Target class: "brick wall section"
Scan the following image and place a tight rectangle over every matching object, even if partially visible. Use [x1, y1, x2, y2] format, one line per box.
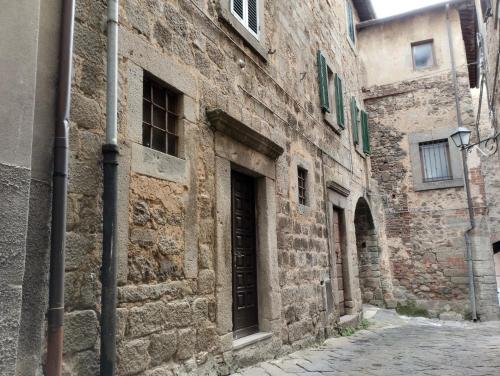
[365, 70, 481, 316]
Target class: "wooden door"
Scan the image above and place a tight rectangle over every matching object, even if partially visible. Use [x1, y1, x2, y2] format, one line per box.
[332, 208, 346, 316]
[231, 171, 258, 339]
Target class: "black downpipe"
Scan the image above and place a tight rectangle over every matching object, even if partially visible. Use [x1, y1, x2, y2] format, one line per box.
[100, 144, 119, 375]
[46, 0, 76, 374]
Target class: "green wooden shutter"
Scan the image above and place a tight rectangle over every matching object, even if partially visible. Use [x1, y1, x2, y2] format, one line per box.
[335, 74, 345, 128]
[348, 3, 355, 44]
[317, 50, 330, 113]
[361, 111, 371, 154]
[351, 97, 359, 145]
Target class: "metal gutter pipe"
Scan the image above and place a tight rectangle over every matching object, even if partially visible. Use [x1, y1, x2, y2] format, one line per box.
[100, 0, 120, 374]
[446, 3, 478, 321]
[46, 0, 76, 374]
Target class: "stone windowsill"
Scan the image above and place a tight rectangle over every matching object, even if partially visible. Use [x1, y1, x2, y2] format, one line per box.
[233, 332, 272, 351]
[414, 178, 464, 192]
[347, 35, 358, 56]
[131, 143, 187, 184]
[324, 112, 344, 135]
[355, 147, 367, 159]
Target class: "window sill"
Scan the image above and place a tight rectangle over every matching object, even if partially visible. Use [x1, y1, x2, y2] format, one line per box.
[233, 332, 272, 350]
[347, 36, 358, 56]
[355, 146, 367, 159]
[414, 178, 464, 192]
[131, 143, 187, 184]
[324, 113, 344, 135]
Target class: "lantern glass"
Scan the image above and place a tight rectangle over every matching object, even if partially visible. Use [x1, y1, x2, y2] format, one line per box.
[450, 127, 471, 149]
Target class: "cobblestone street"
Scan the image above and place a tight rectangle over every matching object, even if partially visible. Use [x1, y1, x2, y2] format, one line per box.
[233, 307, 500, 376]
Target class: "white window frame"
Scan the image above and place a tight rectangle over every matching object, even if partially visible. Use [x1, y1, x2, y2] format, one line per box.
[412, 40, 435, 70]
[231, 0, 260, 40]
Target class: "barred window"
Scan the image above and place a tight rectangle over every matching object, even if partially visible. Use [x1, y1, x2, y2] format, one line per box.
[419, 139, 452, 182]
[142, 77, 179, 156]
[298, 167, 308, 206]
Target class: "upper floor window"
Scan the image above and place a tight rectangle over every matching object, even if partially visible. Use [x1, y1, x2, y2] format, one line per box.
[317, 50, 345, 131]
[143, 77, 179, 157]
[412, 40, 434, 70]
[419, 139, 452, 182]
[480, 0, 493, 21]
[347, 1, 356, 45]
[231, 0, 260, 39]
[297, 167, 308, 206]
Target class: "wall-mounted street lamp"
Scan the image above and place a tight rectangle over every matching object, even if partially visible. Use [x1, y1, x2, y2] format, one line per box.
[450, 126, 499, 155]
[450, 127, 472, 149]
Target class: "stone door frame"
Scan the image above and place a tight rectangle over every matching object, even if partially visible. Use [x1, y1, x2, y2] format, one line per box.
[326, 186, 357, 316]
[208, 109, 283, 351]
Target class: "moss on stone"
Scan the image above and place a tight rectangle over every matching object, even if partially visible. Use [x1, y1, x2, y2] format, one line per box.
[396, 300, 429, 318]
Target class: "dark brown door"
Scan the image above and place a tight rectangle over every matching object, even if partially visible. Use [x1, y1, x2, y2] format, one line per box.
[332, 208, 346, 316]
[231, 170, 258, 339]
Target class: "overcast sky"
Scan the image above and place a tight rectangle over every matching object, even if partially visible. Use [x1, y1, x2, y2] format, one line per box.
[371, 0, 447, 18]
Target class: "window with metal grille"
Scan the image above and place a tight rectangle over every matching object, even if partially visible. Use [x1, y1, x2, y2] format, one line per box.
[142, 77, 179, 157]
[231, 0, 259, 39]
[298, 167, 307, 206]
[412, 41, 434, 69]
[419, 139, 452, 182]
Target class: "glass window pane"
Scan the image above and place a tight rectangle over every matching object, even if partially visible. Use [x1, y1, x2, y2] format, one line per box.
[413, 42, 434, 69]
[168, 93, 178, 114]
[168, 113, 177, 134]
[142, 123, 151, 147]
[143, 80, 151, 100]
[167, 134, 178, 156]
[152, 128, 166, 152]
[153, 86, 166, 107]
[153, 106, 166, 130]
[143, 101, 151, 124]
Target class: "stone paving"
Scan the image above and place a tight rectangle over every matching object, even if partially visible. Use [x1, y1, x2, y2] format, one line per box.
[233, 306, 500, 376]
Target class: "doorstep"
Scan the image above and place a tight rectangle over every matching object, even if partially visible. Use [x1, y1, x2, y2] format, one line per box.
[233, 332, 273, 351]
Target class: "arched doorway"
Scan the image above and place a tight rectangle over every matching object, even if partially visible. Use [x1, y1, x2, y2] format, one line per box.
[354, 198, 383, 307]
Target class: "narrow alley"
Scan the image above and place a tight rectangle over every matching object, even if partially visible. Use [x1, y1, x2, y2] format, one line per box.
[234, 307, 500, 376]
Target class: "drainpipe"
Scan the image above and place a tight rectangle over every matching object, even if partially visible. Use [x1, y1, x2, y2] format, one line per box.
[46, 0, 76, 374]
[100, 0, 120, 374]
[446, 3, 478, 321]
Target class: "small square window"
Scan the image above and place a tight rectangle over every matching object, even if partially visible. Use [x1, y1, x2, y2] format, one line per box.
[142, 76, 179, 157]
[412, 41, 434, 70]
[419, 139, 452, 182]
[298, 167, 308, 206]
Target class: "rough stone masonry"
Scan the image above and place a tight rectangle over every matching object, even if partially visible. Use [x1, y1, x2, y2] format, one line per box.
[1, 1, 499, 376]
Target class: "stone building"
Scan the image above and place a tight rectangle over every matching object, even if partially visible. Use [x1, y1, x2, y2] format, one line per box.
[474, 0, 500, 300]
[0, 0, 499, 375]
[359, 0, 499, 320]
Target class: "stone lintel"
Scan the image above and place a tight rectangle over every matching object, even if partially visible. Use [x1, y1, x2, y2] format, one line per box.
[206, 109, 284, 160]
[327, 180, 351, 197]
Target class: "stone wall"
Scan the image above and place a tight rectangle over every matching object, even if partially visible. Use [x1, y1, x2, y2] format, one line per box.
[359, 5, 498, 319]
[475, 0, 500, 249]
[59, 0, 385, 375]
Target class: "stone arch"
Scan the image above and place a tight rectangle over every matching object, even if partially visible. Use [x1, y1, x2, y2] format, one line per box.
[354, 197, 384, 307]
